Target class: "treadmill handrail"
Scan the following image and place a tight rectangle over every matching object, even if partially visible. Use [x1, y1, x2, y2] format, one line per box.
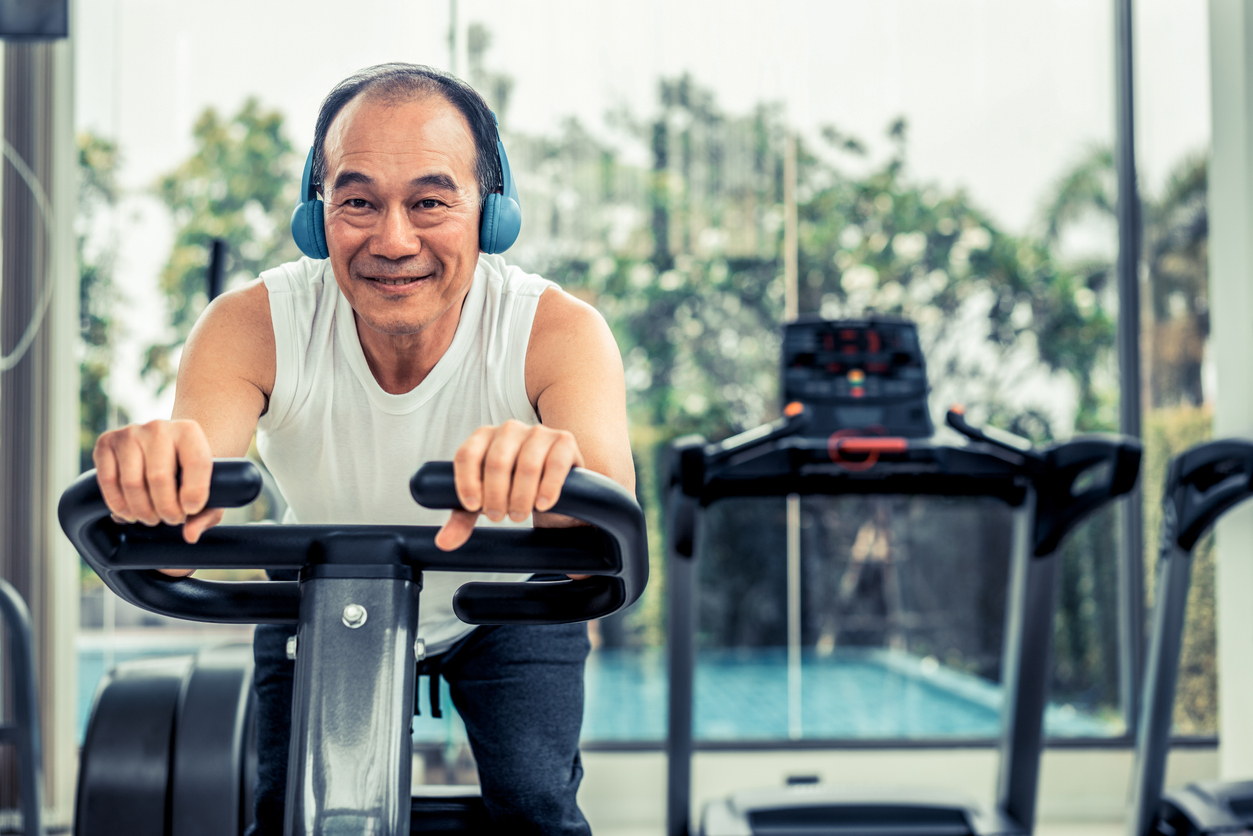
[58, 459, 648, 626]
[1163, 438, 1253, 552]
[1128, 438, 1253, 836]
[670, 421, 1141, 560]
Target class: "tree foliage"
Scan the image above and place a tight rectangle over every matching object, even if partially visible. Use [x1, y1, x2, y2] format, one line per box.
[533, 75, 1117, 445]
[145, 98, 299, 387]
[77, 131, 123, 470]
[1043, 145, 1209, 409]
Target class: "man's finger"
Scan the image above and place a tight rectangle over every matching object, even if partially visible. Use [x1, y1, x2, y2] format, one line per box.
[507, 430, 556, 521]
[176, 424, 214, 516]
[182, 507, 225, 545]
[115, 440, 160, 526]
[435, 509, 479, 551]
[144, 426, 184, 526]
[452, 427, 494, 513]
[93, 444, 133, 522]
[536, 433, 583, 512]
[480, 422, 529, 522]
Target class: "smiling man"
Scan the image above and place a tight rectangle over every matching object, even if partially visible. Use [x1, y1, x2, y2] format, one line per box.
[90, 64, 633, 835]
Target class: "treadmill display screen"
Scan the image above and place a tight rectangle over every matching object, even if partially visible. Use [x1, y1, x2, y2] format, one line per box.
[782, 318, 933, 438]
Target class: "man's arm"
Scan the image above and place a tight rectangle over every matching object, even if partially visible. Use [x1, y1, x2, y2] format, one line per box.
[93, 281, 275, 547]
[435, 288, 633, 549]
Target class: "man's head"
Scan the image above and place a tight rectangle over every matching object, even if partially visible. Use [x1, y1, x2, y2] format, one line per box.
[313, 64, 499, 343]
[312, 63, 500, 207]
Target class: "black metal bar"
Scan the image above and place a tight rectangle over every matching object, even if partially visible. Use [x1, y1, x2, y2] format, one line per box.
[1114, 0, 1146, 738]
[206, 238, 227, 301]
[666, 489, 697, 836]
[996, 492, 1061, 830]
[0, 580, 44, 836]
[1128, 544, 1193, 836]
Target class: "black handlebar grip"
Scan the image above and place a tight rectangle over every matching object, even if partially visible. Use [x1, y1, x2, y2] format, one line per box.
[202, 459, 265, 509]
[411, 461, 649, 624]
[57, 460, 287, 624]
[1164, 439, 1253, 552]
[1032, 436, 1142, 556]
[410, 461, 463, 510]
[453, 577, 627, 625]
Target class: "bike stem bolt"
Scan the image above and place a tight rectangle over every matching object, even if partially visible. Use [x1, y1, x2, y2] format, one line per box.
[414, 638, 426, 662]
[342, 604, 368, 629]
[285, 636, 298, 659]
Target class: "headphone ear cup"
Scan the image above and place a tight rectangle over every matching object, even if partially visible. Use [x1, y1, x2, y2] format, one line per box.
[479, 192, 521, 255]
[479, 192, 501, 253]
[291, 199, 329, 260]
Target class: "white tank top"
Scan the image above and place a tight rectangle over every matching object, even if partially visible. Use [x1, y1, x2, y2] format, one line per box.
[256, 254, 557, 654]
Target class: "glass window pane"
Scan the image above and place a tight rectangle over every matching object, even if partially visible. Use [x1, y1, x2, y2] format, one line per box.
[1136, 0, 1215, 737]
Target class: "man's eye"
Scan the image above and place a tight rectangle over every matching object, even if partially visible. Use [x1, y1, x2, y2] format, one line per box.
[345, 198, 371, 209]
[417, 198, 444, 210]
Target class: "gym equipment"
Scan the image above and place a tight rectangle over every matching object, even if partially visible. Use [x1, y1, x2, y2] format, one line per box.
[1127, 439, 1253, 836]
[61, 459, 646, 836]
[290, 112, 521, 259]
[665, 316, 1142, 836]
[0, 579, 44, 836]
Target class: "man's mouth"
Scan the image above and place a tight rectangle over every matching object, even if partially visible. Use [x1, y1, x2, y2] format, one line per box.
[366, 275, 426, 286]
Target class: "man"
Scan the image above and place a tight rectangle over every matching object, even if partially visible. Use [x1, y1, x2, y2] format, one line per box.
[91, 63, 632, 835]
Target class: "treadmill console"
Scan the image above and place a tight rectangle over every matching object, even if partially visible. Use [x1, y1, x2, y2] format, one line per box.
[782, 317, 933, 438]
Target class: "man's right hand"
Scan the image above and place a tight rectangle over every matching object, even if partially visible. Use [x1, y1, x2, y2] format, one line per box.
[92, 419, 224, 560]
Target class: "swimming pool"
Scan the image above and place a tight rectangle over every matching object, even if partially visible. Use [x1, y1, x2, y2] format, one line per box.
[76, 634, 1117, 745]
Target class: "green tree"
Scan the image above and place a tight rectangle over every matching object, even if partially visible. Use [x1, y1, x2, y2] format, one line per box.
[145, 98, 299, 387]
[77, 132, 124, 470]
[1042, 146, 1216, 730]
[1042, 146, 1209, 410]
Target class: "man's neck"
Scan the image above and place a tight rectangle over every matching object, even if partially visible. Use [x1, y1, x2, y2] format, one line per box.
[354, 293, 468, 395]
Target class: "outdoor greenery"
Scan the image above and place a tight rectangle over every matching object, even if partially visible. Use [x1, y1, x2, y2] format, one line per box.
[79, 37, 1219, 734]
[143, 98, 300, 389]
[77, 132, 122, 472]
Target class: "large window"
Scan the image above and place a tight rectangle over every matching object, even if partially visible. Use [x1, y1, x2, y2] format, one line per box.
[72, 0, 1214, 764]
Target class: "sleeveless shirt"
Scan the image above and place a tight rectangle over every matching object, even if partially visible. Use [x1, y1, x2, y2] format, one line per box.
[256, 254, 558, 654]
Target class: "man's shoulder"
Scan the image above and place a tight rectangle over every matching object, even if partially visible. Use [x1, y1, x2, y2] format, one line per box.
[259, 256, 332, 296]
[478, 253, 556, 300]
[528, 284, 616, 375]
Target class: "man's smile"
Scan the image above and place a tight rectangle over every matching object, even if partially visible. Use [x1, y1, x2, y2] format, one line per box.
[356, 269, 435, 287]
[367, 275, 426, 286]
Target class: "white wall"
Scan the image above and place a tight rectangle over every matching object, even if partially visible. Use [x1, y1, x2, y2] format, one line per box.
[1207, 0, 1253, 781]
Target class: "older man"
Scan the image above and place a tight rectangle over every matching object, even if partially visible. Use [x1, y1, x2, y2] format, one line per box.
[91, 63, 632, 835]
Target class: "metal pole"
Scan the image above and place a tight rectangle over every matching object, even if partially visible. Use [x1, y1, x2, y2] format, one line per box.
[782, 130, 802, 740]
[995, 492, 1059, 831]
[783, 131, 798, 322]
[666, 496, 697, 836]
[1, 36, 78, 824]
[1114, 0, 1146, 739]
[786, 494, 802, 740]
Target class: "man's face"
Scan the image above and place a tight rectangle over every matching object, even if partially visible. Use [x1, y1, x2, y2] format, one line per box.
[321, 93, 482, 339]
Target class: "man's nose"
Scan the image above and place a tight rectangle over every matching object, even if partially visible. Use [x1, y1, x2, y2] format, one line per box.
[371, 206, 421, 260]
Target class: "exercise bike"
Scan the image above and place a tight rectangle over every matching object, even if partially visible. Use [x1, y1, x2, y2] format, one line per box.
[665, 316, 1143, 836]
[60, 459, 648, 836]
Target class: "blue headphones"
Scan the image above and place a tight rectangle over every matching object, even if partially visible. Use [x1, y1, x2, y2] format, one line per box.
[289, 113, 521, 259]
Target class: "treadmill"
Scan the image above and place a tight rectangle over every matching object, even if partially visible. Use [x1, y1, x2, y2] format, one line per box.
[1127, 439, 1253, 836]
[664, 316, 1143, 836]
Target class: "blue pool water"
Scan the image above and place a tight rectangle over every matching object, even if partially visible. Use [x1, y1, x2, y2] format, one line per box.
[76, 639, 1116, 745]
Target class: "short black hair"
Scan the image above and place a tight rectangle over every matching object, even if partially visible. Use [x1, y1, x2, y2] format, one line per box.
[311, 63, 499, 205]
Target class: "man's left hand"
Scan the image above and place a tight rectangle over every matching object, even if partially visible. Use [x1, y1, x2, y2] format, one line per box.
[434, 420, 585, 551]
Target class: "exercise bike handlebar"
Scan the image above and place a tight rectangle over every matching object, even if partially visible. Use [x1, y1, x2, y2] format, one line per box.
[58, 459, 649, 626]
[1161, 439, 1253, 553]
